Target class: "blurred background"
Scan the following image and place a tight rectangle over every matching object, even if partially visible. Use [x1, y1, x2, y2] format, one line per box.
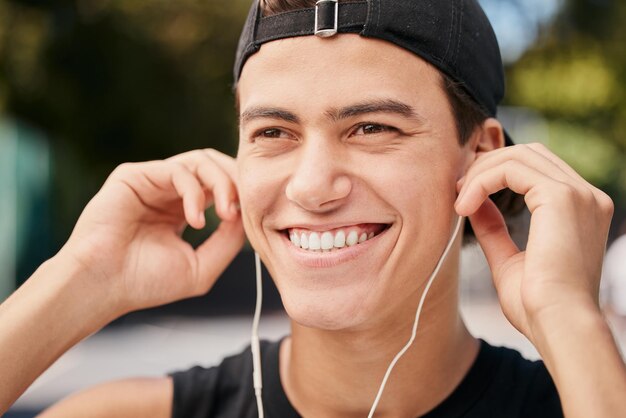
[1, 0, 625, 416]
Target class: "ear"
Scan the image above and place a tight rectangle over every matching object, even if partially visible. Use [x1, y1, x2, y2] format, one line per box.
[460, 118, 505, 175]
[473, 118, 505, 153]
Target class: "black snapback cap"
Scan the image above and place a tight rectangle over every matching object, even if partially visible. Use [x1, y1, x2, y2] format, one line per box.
[234, 0, 513, 146]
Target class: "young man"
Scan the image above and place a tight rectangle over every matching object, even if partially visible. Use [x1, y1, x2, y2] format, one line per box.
[1, 1, 625, 417]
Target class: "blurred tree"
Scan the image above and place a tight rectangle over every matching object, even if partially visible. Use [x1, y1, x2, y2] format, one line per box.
[0, 0, 250, 280]
[506, 0, 626, 235]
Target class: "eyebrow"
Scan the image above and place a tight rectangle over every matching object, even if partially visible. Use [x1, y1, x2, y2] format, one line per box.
[239, 99, 424, 127]
[239, 107, 300, 126]
[326, 99, 424, 123]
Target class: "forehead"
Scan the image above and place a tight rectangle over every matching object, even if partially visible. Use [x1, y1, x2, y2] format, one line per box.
[237, 34, 445, 112]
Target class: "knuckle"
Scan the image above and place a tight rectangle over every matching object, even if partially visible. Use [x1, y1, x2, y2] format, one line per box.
[168, 150, 207, 170]
[202, 149, 222, 164]
[111, 162, 134, 177]
[578, 187, 596, 205]
[197, 159, 221, 179]
[165, 162, 197, 189]
[169, 160, 188, 174]
[191, 149, 209, 160]
[502, 159, 520, 171]
[507, 144, 521, 155]
[553, 182, 576, 200]
[205, 148, 236, 166]
[471, 172, 493, 195]
[166, 151, 190, 162]
[196, 276, 216, 296]
[596, 191, 614, 216]
[527, 142, 547, 152]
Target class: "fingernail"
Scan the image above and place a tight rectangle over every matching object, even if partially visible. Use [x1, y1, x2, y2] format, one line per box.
[458, 186, 466, 201]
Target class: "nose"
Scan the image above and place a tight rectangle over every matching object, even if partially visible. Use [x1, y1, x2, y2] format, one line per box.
[285, 139, 352, 212]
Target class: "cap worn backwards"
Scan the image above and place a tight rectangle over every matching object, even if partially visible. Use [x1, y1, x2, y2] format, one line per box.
[234, 0, 512, 145]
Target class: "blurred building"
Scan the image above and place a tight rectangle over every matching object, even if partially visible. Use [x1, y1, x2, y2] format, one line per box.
[0, 118, 52, 300]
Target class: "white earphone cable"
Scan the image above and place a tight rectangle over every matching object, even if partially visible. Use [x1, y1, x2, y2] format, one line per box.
[367, 215, 464, 418]
[252, 252, 264, 418]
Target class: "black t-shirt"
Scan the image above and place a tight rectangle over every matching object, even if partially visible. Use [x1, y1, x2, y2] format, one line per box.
[168, 339, 563, 418]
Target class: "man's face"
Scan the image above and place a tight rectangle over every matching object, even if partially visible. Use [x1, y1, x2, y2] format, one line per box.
[236, 35, 468, 330]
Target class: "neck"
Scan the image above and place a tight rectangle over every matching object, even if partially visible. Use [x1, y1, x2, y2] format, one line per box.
[280, 246, 478, 417]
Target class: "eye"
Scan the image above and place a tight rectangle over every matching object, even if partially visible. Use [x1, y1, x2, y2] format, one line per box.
[250, 127, 296, 143]
[352, 123, 399, 136]
[248, 127, 298, 152]
[256, 128, 289, 139]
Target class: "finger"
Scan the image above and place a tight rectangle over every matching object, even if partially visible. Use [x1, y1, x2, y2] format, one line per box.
[461, 144, 575, 189]
[525, 143, 610, 204]
[112, 162, 206, 228]
[195, 160, 239, 221]
[168, 150, 240, 221]
[143, 162, 206, 229]
[202, 149, 241, 212]
[204, 149, 238, 181]
[193, 217, 246, 295]
[170, 165, 207, 229]
[525, 143, 587, 184]
[522, 144, 614, 221]
[467, 198, 520, 288]
[456, 160, 573, 216]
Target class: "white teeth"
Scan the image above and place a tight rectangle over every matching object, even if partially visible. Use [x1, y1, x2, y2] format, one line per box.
[320, 232, 334, 250]
[334, 230, 346, 248]
[300, 233, 309, 249]
[290, 233, 300, 247]
[346, 231, 359, 246]
[308, 232, 321, 250]
[289, 227, 383, 251]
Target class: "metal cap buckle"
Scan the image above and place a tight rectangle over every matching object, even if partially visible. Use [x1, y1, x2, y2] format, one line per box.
[315, 0, 339, 38]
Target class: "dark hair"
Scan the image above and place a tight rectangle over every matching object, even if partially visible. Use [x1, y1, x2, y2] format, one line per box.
[439, 74, 526, 242]
[261, 0, 317, 15]
[257, 0, 526, 242]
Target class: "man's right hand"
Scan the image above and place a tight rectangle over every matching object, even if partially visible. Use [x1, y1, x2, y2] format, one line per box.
[0, 149, 245, 414]
[59, 148, 245, 316]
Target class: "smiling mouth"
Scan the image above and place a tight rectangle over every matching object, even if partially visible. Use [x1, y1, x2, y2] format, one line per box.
[283, 223, 390, 252]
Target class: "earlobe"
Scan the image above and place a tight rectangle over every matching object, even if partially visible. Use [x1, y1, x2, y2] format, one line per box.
[476, 118, 505, 153]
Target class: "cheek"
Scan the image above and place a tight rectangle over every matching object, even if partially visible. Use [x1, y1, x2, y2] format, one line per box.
[237, 161, 283, 242]
[372, 148, 458, 215]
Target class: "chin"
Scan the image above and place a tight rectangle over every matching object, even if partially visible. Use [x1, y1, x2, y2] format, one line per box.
[284, 302, 366, 331]
[278, 284, 375, 331]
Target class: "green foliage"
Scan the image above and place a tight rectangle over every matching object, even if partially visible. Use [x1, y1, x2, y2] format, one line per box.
[510, 51, 618, 117]
[0, 0, 250, 244]
[506, 0, 626, 212]
[546, 120, 622, 186]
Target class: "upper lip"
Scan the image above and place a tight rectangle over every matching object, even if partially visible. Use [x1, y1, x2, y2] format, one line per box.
[277, 221, 393, 232]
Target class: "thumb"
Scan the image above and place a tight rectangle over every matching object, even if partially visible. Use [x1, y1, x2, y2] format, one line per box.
[468, 198, 520, 288]
[194, 217, 246, 294]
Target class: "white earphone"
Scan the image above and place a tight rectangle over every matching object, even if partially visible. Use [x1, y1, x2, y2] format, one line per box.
[251, 215, 464, 418]
[251, 252, 264, 418]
